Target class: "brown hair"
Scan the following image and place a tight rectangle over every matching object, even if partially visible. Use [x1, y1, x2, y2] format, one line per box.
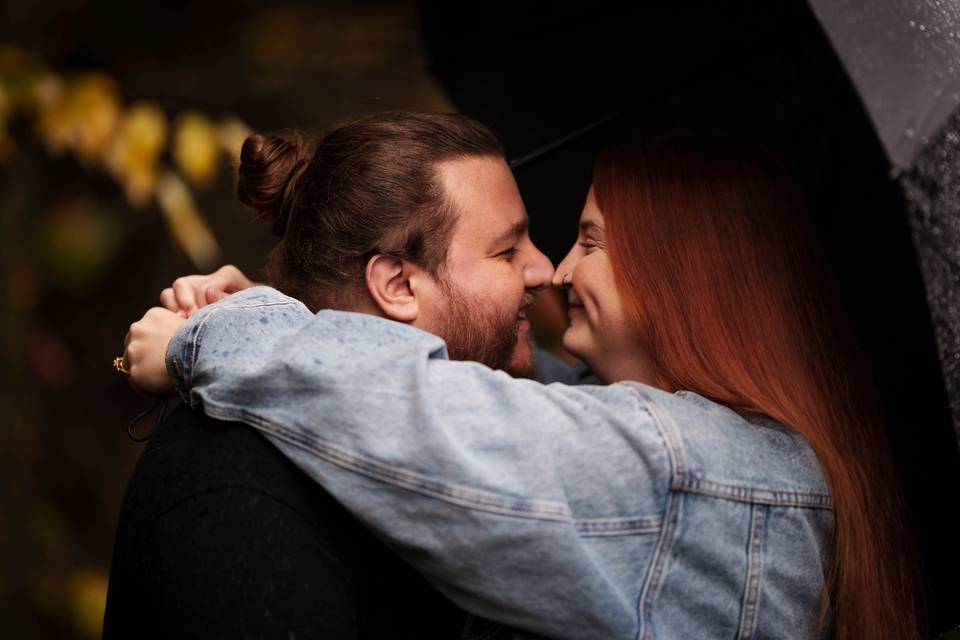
[593, 137, 926, 639]
[237, 111, 505, 311]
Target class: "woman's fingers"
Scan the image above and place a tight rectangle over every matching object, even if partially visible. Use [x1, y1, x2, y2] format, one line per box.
[161, 265, 254, 318]
[172, 278, 200, 316]
[159, 288, 178, 313]
[124, 307, 184, 394]
[205, 285, 230, 305]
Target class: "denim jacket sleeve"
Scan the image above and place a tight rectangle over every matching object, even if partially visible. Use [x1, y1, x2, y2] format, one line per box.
[166, 287, 673, 640]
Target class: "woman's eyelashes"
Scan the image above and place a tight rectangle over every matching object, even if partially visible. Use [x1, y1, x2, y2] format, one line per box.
[579, 241, 599, 251]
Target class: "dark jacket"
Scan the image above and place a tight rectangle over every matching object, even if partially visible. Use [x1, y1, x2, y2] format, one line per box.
[102, 402, 468, 639]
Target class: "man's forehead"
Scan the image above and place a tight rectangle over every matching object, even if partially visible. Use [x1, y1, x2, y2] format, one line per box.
[439, 156, 528, 235]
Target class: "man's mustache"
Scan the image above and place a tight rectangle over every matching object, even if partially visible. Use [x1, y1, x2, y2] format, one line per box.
[520, 292, 536, 311]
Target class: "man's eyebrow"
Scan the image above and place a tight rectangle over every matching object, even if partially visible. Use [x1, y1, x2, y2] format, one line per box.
[487, 218, 528, 251]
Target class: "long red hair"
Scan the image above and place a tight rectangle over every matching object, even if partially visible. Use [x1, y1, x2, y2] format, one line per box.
[593, 137, 925, 639]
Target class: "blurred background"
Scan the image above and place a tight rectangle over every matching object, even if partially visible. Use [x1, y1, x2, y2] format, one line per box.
[0, 2, 463, 637]
[4, 1, 960, 638]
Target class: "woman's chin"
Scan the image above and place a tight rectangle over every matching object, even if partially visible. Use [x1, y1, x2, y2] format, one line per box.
[561, 328, 590, 364]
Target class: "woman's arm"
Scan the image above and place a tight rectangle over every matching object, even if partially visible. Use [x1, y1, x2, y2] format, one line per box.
[163, 287, 673, 640]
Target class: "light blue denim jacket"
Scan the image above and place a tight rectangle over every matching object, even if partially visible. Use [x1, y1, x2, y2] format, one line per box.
[167, 287, 834, 640]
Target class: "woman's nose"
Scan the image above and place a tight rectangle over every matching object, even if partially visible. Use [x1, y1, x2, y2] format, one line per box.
[553, 248, 577, 288]
[524, 245, 555, 290]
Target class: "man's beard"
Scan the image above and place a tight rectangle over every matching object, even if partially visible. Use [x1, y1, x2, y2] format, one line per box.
[436, 281, 535, 378]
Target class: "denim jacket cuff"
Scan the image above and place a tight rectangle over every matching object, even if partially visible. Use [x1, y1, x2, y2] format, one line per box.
[166, 313, 202, 405]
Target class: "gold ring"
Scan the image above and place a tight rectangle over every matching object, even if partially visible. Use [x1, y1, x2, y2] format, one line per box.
[114, 355, 130, 375]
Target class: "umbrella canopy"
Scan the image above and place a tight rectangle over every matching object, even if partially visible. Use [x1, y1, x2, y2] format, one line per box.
[810, 0, 960, 171]
[419, 0, 960, 632]
[812, 0, 960, 484]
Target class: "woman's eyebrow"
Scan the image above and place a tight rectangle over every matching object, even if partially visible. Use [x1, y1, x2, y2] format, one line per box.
[580, 220, 603, 234]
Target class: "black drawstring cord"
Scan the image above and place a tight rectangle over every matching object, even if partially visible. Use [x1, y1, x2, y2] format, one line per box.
[127, 395, 170, 443]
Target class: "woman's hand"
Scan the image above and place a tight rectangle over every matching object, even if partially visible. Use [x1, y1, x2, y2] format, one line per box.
[159, 264, 255, 318]
[123, 307, 185, 395]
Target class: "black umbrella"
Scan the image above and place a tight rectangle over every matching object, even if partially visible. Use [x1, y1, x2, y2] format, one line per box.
[813, 0, 960, 461]
[419, 0, 960, 633]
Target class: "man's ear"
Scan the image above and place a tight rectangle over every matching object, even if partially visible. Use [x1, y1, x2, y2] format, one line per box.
[364, 254, 420, 323]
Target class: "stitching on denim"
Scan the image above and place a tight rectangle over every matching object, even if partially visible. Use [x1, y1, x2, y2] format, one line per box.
[737, 504, 766, 639]
[203, 405, 580, 523]
[630, 386, 687, 478]
[272, 420, 572, 519]
[637, 491, 683, 640]
[220, 300, 303, 310]
[187, 299, 302, 382]
[169, 355, 191, 405]
[631, 390, 684, 640]
[576, 516, 662, 537]
[672, 474, 833, 509]
[188, 305, 224, 385]
[170, 355, 184, 382]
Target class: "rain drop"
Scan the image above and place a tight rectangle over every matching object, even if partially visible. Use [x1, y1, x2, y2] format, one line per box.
[906, 128, 916, 139]
[910, 20, 917, 27]
[920, 24, 927, 32]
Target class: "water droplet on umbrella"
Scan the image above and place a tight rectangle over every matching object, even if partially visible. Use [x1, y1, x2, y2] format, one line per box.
[906, 128, 916, 139]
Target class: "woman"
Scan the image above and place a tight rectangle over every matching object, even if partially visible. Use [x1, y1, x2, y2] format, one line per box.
[126, 135, 925, 639]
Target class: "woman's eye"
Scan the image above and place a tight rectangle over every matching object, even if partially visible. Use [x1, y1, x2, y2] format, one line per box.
[579, 242, 597, 251]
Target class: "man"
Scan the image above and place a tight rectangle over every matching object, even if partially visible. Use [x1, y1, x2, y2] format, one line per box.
[106, 111, 564, 638]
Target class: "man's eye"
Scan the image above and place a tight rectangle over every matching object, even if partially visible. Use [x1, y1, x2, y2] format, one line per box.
[498, 247, 518, 259]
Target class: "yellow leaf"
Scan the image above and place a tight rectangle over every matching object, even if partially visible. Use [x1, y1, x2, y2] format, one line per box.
[172, 111, 220, 188]
[36, 73, 119, 163]
[105, 101, 168, 207]
[155, 169, 221, 269]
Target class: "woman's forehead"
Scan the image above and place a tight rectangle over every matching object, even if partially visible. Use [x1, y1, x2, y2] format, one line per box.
[580, 188, 605, 227]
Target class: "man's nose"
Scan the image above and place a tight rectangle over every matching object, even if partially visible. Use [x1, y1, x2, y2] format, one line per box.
[524, 245, 555, 290]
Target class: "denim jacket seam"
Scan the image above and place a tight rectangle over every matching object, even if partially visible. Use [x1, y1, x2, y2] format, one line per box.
[736, 503, 767, 639]
[218, 299, 303, 311]
[201, 402, 589, 524]
[628, 389, 685, 640]
[671, 474, 833, 509]
[187, 305, 219, 387]
[238, 404, 667, 536]
[186, 300, 300, 383]
[168, 355, 190, 405]
[575, 516, 662, 537]
[171, 312, 203, 401]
